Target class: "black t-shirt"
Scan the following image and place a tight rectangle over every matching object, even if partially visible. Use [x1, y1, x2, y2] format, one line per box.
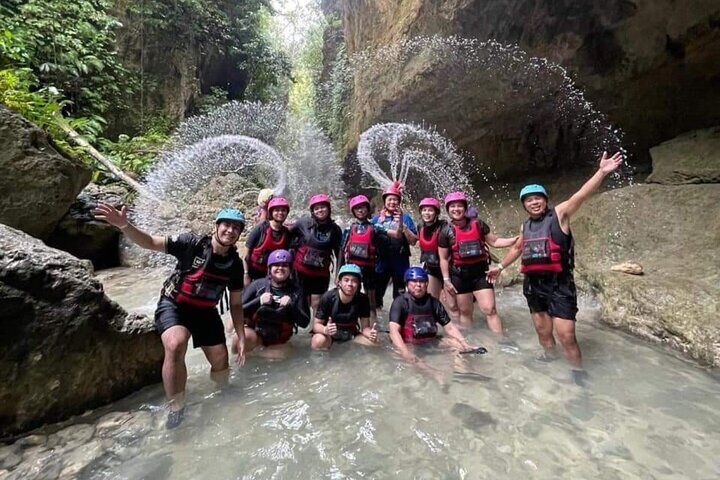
[420, 219, 447, 241]
[166, 232, 244, 291]
[245, 221, 288, 249]
[315, 289, 371, 325]
[290, 215, 343, 254]
[437, 219, 491, 248]
[241, 277, 310, 327]
[388, 294, 450, 327]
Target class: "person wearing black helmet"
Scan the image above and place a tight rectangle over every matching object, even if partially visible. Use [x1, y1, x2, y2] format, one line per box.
[388, 267, 477, 364]
[239, 249, 310, 359]
[311, 263, 379, 349]
[94, 203, 247, 429]
[487, 151, 623, 376]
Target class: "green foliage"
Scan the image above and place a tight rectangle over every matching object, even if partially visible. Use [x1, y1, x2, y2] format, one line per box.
[98, 119, 172, 177]
[316, 41, 352, 147]
[288, 16, 327, 118]
[195, 86, 230, 115]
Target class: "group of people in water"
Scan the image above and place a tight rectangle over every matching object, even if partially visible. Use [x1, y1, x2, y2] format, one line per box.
[93, 150, 623, 429]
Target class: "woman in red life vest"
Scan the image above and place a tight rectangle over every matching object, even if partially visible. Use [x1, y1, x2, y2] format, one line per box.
[488, 151, 623, 378]
[417, 197, 459, 320]
[290, 194, 343, 313]
[244, 196, 290, 285]
[340, 194, 380, 322]
[438, 192, 518, 331]
[93, 204, 247, 429]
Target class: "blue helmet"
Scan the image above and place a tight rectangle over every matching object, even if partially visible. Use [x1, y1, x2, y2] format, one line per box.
[519, 184, 548, 202]
[338, 263, 362, 279]
[404, 266, 429, 283]
[215, 208, 246, 226]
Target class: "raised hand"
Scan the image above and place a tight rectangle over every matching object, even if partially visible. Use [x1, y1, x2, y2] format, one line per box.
[368, 322, 379, 342]
[599, 151, 624, 174]
[277, 295, 292, 307]
[93, 202, 128, 228]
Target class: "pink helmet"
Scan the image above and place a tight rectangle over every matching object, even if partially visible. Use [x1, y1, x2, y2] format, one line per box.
[309, 194, 331, 210]
[418, 197, 441, 211]
[348, 195, 370, 210]
[444, 191, 468, 210]
[267, 196, 290, 212]
[382, 181, 403, 200]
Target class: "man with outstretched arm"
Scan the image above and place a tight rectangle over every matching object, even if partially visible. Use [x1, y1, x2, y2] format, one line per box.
[94, 203, 247, 429]
[487, 151, 623, 382]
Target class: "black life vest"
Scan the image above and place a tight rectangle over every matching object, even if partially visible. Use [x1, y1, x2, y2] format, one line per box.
[248, 223, 288, 272]
[520, 207, 574, 274]
[327, 290, 361, 341]
[419, 222, 441, 268]
[344, 222, 376, 267]
[248, 279, 297, 345]
[400, 293, 439, 344]
[293, 221, 337, 277]
[451, 220, 488, 266]
[164, 237, 237, 309]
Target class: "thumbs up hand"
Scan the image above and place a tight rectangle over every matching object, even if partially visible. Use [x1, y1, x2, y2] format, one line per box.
[325, 318, 337, 336]
[368, 322, 379, 343]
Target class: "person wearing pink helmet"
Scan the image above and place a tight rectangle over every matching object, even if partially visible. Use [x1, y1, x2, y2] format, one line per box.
[370, 181, 418, 308]
[290, 194, 343, 313]
[244, 196, 291, 285]
[237, 249, 310, 359]
[438, 192, 518, 331]
[417, 197, 459, 320]
[487, 152, 623, 378]
[340, 194, 381, 321]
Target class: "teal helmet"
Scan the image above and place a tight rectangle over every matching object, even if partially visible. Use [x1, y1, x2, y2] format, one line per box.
[519, 184, 548, 202]
[338, 263, 362, 279]
[215, 208, 246, 226]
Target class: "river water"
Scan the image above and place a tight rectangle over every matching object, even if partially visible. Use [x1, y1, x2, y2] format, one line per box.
[66, 268, 720, 478]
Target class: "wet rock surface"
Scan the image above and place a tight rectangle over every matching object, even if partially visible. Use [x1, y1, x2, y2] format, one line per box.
[0, 105, 91, 239]
[647, 127, 720, 185]
[0, 224, 163, 438]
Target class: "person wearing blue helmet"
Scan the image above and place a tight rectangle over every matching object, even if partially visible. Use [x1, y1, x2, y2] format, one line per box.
[311, 263, 379, 349]
[94, 203, 247, 429]
[388, 267, 478, 364]
[487, 151, 624, 380]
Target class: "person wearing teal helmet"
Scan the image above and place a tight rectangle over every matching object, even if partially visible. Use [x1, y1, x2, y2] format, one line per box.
[311, 263, 379, 349]
[93, 203, 247, 429]
[488, 151, 624, 382]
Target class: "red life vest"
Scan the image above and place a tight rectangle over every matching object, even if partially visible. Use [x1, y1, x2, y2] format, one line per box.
[451, 220, 488, 266]
[520, 209, 567, 274]
[167, 239, 235, 309]
[293, 222, 337, 277]
[400, 293, 439, 344]
[248, 223, 288, 272]
[418, 224, 441, 268]
[344, 222, 375, 267]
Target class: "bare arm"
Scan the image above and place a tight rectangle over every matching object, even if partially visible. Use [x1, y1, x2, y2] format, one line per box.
[486, 230, 524, 283]
[93, 202, 165, 252]
[442, 321, 470, 350]
[556, 151, 623, 220]
[439, 246, 457, 294]
[389, 322, 417, 362]
[229, 290, 246, 366]
[485, 231, 519, 248]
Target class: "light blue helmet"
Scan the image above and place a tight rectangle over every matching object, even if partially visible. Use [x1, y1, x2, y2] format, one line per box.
[338, 263, 362, 279]
[519, 184, 548, 202]
[215, 208, 246, 226]
[404, 266, 429, 283]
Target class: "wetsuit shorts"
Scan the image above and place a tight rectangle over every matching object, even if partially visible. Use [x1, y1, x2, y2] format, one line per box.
[358, 265, 376, 291]
[154, 296, 225, 348]
[523, 272, 578, 321]
[297, 273, 331, 295]
[255, 322, 294, 347]
[450, 263, 493, 294]
[426, 265, 443, 281]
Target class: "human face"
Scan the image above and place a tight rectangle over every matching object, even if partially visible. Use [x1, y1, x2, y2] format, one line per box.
[338, 274, 360, 296]
[420, 206, 437, 223]
[384, 194, 400, 212]
[270, 263, 290, 282]
[446, 201, 466, 221]
[216, 220, 243, 245]
[522, 194, 548, 218]
[270, 206, 288, 223]
[352, 204, 369, 220]
[312, 203, 330, 221]
[407, 279, 428, 298]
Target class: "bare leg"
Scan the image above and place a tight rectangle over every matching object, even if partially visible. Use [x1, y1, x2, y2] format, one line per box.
[455, 293, 475, 327]
[202, 344, 230, 387]
[243, 327, 261, 353]
[554, 317, 582, 367]
[531, 312, 556, 350]
[311, 333, 332, 350]
[428, 275, 442, 299]
[440, 288, 460, 322]
[473, 288, 502, 334]
[160, 326, 191, 411]
[367, 289, 377, 324]
[310, 293, 322, 319]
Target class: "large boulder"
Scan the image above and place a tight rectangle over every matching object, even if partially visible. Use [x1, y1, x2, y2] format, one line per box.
[0, 105, 91, 239]
[572, 183, 720, 366]
[647, 126, 720, 185]
[0, 224, 163, 439]
[46, 183, 130, 270]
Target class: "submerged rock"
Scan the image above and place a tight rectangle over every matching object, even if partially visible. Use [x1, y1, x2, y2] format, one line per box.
[0, 224, 163, 439]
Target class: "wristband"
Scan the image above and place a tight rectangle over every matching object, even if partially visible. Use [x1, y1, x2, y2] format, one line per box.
[443, 277, 451, 282]
[497, 264, 504, 271]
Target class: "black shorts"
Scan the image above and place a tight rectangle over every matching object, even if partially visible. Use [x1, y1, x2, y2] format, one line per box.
[450, 263, 493, 294]
[523, 272, 578, 321]
[359, 265, 377, 291]
[154, 296, 226, 348]
[426, 265, 443, 280]
[247, 266, 266, 281]
[297, 273, 330, 295]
